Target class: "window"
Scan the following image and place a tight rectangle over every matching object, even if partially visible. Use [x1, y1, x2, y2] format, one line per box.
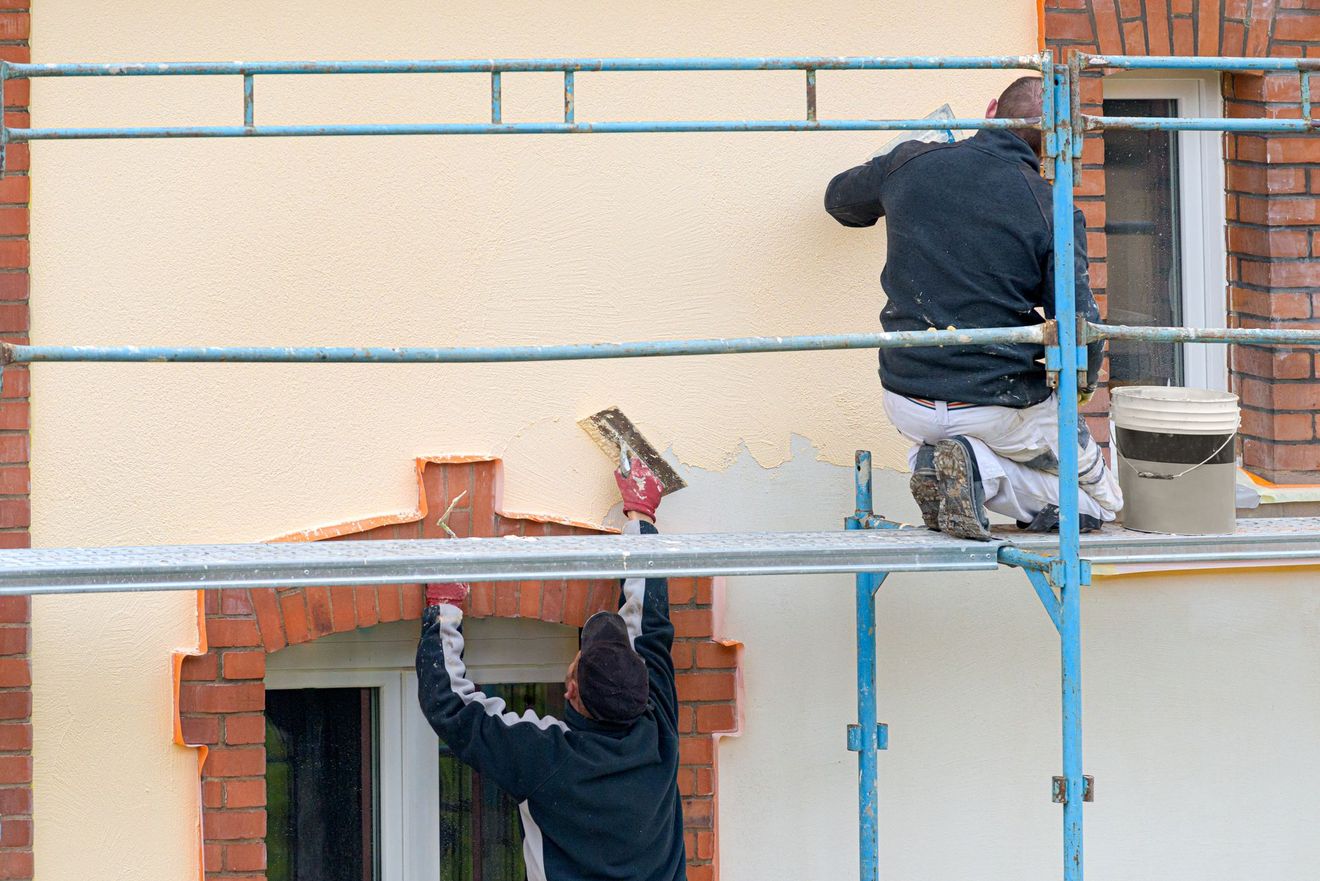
[437, 683, 566, 881]
[1103, 97, 1184, 386]
[1102, 76, 1227, 391]
[265, 617, 578, 881]
[266, 688, 380, 881]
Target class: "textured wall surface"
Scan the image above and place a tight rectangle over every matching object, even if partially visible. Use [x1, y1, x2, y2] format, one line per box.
[26, 3, 1040, 880]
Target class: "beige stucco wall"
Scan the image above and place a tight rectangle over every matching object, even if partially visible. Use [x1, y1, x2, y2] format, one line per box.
[27, 2, 1049, 880]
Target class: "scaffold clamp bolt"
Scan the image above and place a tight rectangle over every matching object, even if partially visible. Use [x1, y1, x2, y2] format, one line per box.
[1052, 775, 1094, 804]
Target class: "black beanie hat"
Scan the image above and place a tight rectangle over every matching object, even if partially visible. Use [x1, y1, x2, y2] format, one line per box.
[576, 611, 649, 723]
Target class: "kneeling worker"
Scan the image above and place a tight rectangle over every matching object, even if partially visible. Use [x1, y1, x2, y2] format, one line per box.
[416, 455, 685, 881]
[824, 76, 1123, 539]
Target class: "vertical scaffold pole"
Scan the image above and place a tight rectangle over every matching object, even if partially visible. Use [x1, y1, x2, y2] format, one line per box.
[848, 451, 887, 881]
[1050, 61, 1086, 881]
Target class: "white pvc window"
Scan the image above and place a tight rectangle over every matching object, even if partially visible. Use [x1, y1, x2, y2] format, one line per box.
[266, 617, 578, 881]
[1102, 75, 1228, 391]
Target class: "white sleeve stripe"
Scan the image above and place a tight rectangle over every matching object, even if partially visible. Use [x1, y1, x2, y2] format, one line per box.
[619, 519, 646, 647]
[519, 802, 550, 881]
[437, 609, 569, 733]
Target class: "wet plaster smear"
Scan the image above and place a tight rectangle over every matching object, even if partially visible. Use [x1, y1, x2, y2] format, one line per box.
[30, 4, 1320, 881]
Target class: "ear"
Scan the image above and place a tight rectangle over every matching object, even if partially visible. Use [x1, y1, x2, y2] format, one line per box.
[985, 98, 998, 119]
[564, 672, 578, 703]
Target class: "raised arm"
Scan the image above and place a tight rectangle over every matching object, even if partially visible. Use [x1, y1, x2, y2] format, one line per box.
[415, 583, 567, 800]
[617, 518, 677, 724]
[613, 458, 678, 725]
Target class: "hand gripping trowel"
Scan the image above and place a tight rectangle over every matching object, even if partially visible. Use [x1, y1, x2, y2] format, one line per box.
[577, 407, 687, 496]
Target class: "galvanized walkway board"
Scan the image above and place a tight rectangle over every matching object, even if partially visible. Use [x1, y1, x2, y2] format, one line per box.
[0, 528, 1003, 595]
[1010, 516, 1320, 566]
[1, 517, 1317, 595]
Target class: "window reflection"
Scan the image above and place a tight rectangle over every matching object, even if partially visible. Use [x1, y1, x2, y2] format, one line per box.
[1103, 97, 1184, 387]
[266, 687, 380, 881]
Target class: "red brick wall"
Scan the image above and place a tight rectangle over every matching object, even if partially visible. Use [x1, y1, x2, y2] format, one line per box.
[0, 2, 30, 879]
[1046, 0, 1320, 482]
[1227, 56, 1320, 482]
[179, 460, 738, 881]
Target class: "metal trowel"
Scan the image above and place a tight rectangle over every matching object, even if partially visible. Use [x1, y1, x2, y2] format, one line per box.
[578, 407, 687, 496]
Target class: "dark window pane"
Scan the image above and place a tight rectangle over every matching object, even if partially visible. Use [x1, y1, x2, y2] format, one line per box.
[1103, 97, 1184, 387]
[266, 688, 379, 881]
[438, 683, 567, 881]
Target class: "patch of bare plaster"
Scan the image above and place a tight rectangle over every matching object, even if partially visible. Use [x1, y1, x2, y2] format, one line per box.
[650, 433, 926, 533]
[666, 416, 912, 474]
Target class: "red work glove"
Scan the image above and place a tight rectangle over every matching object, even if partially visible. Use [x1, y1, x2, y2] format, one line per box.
[425, 582, 470, 608]
[614, 455, 663, 521]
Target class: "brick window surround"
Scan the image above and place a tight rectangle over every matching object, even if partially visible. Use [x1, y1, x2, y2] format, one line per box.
[0, 2, 31, 879]
[177, 458, 739, 881]
[1046, 0, 1320, 483]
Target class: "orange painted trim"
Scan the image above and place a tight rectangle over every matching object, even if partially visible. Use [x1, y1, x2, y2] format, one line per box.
[706, 577, 742, 881]
[1094, 560, 1320, 579]
[502, 508, 621, 534]
[1037, 0, 1047, 52]
[1242, 469, 1320, 491]
[269, 454, 617, 543]
[171, 589, 210, 881]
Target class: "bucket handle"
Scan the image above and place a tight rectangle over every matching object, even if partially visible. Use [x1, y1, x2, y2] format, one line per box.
[1111, 422, 1238, 482]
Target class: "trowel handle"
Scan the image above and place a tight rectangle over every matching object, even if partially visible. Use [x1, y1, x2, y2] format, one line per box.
[618, 440, 632, 476]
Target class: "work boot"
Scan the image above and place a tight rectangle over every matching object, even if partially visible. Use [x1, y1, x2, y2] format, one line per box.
[909, 444, 941, 531]
[1015, 504, 1104, 534]
[934, 437, 992, 542]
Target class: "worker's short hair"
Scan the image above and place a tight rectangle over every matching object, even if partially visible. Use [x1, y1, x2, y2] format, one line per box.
[996, 76, 1044, 121]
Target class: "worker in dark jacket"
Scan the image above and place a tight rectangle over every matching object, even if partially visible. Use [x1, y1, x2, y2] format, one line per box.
[416, 455, 684, 881]
[825, 76, 1121, 540]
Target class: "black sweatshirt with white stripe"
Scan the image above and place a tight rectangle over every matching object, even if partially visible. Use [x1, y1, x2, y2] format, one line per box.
[416, 518, 686, 881]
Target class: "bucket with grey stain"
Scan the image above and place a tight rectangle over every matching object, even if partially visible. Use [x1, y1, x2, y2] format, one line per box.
[1111, 386, 1240, 535]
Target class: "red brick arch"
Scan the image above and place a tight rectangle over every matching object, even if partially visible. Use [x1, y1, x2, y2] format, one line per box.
[177, 457, 738, 881]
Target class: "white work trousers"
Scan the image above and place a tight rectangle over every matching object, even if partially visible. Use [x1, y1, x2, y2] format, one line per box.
[883, 391, 1123, 524]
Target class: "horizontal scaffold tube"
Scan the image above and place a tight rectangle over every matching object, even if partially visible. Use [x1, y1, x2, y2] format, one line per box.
[7, 118, 1040, 142]
[1085, 116, 1317, 133]
[4, 55, 1045, 78]
[11, 322, 1320, 367]
[1085, 54, 1320, 72]
[0, 326, 1047, 365]
[1090, 324, 1320, 346]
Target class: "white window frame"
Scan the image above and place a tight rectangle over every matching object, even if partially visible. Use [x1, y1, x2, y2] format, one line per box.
[1103, 74, 1228, 391]
[265, 618, 577, 881]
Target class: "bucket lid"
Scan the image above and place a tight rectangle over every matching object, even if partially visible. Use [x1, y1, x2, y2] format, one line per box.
[1111, 386, 1240, 435]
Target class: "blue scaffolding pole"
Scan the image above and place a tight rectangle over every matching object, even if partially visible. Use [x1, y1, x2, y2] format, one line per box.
[1050, 61, 1087, 879]
[2, 50, 1319, 881]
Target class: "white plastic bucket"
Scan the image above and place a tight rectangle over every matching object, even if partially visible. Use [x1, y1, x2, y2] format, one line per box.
[1111, 386, 1240, 535]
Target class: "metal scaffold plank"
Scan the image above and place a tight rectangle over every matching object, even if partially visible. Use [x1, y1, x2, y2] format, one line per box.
[1, 517, 1317, 595]
[0, 529, 1004, 595]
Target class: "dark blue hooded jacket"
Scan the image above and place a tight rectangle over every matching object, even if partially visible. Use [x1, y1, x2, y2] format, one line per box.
[416, 519, 685, 881]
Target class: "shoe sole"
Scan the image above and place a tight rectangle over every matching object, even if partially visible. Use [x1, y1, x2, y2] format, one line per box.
[909, 472, 941, 531]
[934, 440, 992, 542]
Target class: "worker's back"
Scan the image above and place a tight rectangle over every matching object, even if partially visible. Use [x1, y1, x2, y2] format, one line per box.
[523, 703, 684, 881]
[417, 523, 686, 881]
[826, 128, 1092, 407]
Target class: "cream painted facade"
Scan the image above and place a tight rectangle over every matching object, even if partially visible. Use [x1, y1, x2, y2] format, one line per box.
[22, 3, 1320, 881]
